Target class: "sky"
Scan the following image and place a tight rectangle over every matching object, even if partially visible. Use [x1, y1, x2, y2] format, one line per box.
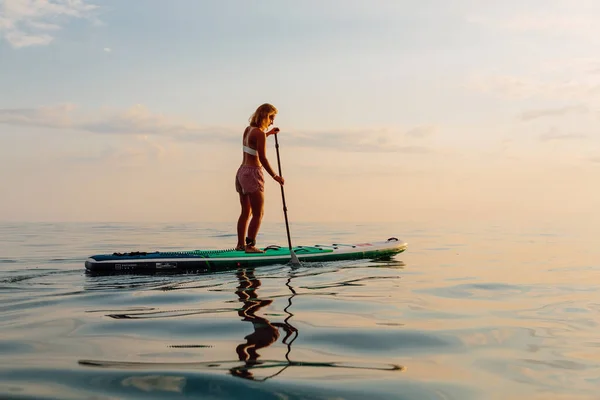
[0, 0, 599, 226]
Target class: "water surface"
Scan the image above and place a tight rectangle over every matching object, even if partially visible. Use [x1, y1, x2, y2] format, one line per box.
[1, 221, 598, 399]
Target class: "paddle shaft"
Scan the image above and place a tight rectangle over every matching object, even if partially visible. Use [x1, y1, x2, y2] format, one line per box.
[273, 133, 300, 265]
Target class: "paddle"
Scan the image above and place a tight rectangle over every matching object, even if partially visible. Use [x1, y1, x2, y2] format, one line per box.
[273, 132, 301, 266]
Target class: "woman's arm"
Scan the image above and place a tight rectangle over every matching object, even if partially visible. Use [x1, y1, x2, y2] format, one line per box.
[256, 131, 276, 177]
[256, 130, 284, 185]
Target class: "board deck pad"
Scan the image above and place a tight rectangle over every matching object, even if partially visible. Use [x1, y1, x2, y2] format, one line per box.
[85, 237, 407, 274]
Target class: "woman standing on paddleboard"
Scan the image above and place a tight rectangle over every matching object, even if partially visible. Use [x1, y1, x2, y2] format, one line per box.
[235, 103, 285, 253]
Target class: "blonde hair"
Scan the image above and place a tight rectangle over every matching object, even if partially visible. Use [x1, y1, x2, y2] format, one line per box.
[249, 103, 277, 130]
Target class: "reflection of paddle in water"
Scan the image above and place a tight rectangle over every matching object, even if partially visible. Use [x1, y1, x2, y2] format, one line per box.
[78, 266, 404, 379]
[230, 267, 297, 380]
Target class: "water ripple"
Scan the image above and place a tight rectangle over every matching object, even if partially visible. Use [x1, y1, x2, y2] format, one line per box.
[1, 221, 599, 399]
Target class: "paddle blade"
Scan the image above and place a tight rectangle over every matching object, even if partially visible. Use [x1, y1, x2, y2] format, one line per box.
[289, 251, 301, 266]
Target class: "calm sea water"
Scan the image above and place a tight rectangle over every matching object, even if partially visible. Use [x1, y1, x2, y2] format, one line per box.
[1, 220, 599, 400]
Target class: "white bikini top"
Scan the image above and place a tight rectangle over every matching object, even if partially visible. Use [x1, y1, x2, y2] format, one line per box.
[243, 126, 260, 156]
[243, 145, 257, 156]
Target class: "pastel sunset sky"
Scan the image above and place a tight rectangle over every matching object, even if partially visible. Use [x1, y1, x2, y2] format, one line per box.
[1, 0, 598, 225]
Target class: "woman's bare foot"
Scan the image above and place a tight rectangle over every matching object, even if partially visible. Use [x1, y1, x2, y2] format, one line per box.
[235, 245, 245, 251]
[245, 245, 264, 253]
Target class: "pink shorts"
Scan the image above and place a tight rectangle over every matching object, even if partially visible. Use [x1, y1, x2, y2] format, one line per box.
[235, 165, 264, 194]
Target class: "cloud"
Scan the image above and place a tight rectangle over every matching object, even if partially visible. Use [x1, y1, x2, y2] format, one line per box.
[0, 104, 228, 140]
[539, 57, 600, 76]
[517, 105, 589, 121]
[466, 12, 597, 37]
[0, 0, 98, 48]
[540, 129, 587, 142]
[405, 125, 437, 138]
[591, 157, 600, 164]
[0, 104, 436, 153]
[0, 103, 77, 127]
[470, 74, 600, 101]
[61, 135, 171, 169]
[285, 129, 433, 154]
[65, 145, 119, 164]
[78, 105, 212, 137]
[123, 135, 166, 163]
[103, 47, 111, 53]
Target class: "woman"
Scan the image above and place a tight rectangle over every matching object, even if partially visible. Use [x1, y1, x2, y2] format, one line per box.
[235, 103, 285, 253]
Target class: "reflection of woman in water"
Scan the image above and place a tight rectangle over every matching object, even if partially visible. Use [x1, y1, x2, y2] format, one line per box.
[231, 268, 296, 380]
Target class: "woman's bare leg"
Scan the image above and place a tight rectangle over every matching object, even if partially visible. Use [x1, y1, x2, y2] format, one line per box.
[246, 191, 264, 253]
[236, 193, 251, 250]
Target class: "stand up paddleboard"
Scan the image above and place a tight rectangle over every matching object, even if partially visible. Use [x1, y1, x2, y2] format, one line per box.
[84, 237, 407, 274]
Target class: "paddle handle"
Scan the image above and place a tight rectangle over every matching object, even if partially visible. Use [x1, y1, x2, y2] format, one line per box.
[274, 134, 294, 252]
